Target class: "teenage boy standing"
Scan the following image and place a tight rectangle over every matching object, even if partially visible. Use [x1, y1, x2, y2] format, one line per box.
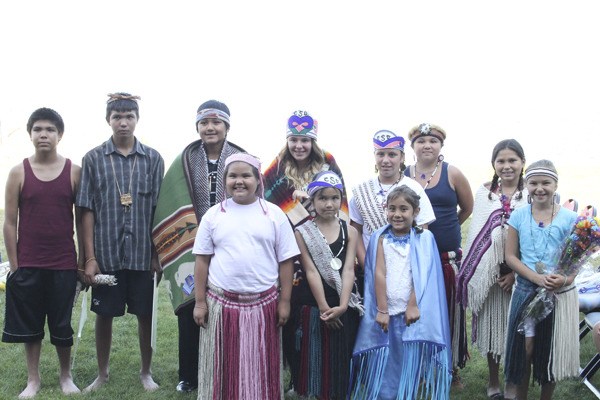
[77, 93, 164, 392]
[3, 108, 82, 398]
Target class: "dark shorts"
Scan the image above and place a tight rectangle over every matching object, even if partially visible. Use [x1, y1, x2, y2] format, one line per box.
[91, 270, 154, 317]
[2, 268, 76, 347]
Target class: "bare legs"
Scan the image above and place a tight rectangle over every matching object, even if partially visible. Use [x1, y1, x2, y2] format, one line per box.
[137, 315, 158, 391]
[20, 342, 42, 398]
[504, 337, 555, 400]
[19, 341, 80, 399]
[486, 353, 501, 397]
[83, 315, 112, 392]
[84, 314, 158, 393]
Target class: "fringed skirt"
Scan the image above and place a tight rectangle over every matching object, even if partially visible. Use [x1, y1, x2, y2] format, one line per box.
[197, 284, 282, 400]
[285, 304, 358, 399]
[472, 283, 512, 358]
[349, 315, 451, 400]
[504, 277, 579, 386]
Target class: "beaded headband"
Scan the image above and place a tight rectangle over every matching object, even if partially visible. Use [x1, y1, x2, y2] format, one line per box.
[107, 93, 141, 104]
[408, 122, 446, 144]
[307, 171, 343, 197]
[196, 108, 231, 126]
[524, 168, 558, 182]
[286, 110, 318, 140]
[373, 130, 405, 151]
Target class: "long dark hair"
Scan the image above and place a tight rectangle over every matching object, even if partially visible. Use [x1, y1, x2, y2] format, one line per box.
[488, 139, 525, 200]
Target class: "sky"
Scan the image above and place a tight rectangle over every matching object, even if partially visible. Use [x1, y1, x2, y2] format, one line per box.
[1, 1, 599, 208]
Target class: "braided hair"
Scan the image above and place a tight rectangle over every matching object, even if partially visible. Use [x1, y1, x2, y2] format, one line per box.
[488, 139, 525, 200]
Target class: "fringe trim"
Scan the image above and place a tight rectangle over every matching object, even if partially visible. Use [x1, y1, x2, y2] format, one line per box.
[467, 229, 504, 313]
[550, 285, 580, 380]
[397, 341, 452, 400]
[473, 284, 511, 358]
[197, 285, 281, 400]
[348, 347, 389, 400]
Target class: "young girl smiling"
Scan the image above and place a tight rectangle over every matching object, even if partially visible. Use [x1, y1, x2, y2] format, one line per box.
[192, 153, 299, 400]
[350, 186, 451, 400]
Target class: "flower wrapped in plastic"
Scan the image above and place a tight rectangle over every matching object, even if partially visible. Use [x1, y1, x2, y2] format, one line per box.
[518, 215, 600, 333]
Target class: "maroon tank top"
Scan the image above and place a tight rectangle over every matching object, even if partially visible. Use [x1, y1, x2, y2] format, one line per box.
[17, 158, 77, 270]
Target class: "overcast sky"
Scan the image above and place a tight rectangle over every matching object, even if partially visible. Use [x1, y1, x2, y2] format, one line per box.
[1, 1, 599, 207]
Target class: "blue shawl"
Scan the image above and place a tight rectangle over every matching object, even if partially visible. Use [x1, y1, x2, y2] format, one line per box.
[349, 225, 452, 399]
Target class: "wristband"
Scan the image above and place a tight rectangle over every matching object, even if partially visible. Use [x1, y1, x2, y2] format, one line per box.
[376, 308, 389, 314]
[85, 257, 96, 265]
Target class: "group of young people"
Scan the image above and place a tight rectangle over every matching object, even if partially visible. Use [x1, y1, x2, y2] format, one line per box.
[1, 96, 583, 400]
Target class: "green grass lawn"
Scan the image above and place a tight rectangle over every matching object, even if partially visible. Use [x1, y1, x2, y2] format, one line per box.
[1, 211, 600, 399]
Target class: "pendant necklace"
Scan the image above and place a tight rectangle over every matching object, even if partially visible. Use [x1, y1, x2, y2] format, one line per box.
[110, 154, 138, 208]
[530, 203, 556, 273]
[314, 220, 346, 270]
[413, 156, 442, 190]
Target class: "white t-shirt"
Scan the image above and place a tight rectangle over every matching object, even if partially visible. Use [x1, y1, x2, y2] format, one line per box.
[349, 176, 436, 248]
[192, 198, 300, 293]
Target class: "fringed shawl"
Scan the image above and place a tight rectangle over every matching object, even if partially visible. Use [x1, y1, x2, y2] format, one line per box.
[296, 220, 364, 315]
[457, 186, 527, 313]
[152, 140, 244, 313]
[263, 150, 349, 228]
[349, 225, 452, 400]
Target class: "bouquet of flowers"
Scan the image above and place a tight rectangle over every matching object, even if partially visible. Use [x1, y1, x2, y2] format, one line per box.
[518, 215, 600, 333]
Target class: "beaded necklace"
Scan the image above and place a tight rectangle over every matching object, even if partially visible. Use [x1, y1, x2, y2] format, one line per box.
[412, 156, 443, 190]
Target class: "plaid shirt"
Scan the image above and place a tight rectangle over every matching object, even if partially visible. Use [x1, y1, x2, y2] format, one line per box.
[77, 138, 164, 272]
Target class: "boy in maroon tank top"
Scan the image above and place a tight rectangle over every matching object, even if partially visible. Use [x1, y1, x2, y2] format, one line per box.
[2, 108, 83, 398]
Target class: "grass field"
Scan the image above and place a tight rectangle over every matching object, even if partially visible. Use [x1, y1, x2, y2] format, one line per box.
[1, 211, 600, 399]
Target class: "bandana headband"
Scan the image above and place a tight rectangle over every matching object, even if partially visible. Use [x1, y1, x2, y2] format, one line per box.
[409, 122, 446, 144]
[286, 110, 318, 140]
[107, 93, 141, 104]
[307, 171, 343, 197]
[373, 130, 405, 151]
[196, 108, 231, 126]
[524, 168, 558, 182]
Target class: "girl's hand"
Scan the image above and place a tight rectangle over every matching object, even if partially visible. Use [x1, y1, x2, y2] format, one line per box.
[277, 299, 291, 327]
[376, 311, 389, 332]
[193, 301, 208, 328]
[497, 272, 515, 292]
[320, 305, 347, 322]
[292, 190, 309, 202]
[405, 304, 420, 327]
[544, 273, 567, 290]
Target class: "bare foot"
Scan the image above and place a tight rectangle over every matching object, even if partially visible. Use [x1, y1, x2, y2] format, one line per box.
[19, 380, 41, 399]
[83, 376, 108, 393]
[140, 373, 159, 392]
[60, 376, 81, 395]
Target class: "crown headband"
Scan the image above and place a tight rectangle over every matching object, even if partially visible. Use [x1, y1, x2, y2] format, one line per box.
[307, 171, 343, 197]
[286, 110, 318, 140]
[524, 168, 558, 182]
[373, 130, 405, 151]
[196, 108, 230, 126]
